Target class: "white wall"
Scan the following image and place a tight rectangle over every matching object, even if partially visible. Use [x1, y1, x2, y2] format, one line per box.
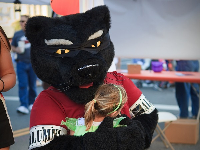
[105, 0, 200, 60]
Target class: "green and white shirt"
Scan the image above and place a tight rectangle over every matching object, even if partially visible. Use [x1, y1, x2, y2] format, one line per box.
[61, 117, 126, 136]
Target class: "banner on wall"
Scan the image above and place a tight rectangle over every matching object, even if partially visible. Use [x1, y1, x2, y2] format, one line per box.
[1, 0, 199, 60]
[105, 0, 200, 60]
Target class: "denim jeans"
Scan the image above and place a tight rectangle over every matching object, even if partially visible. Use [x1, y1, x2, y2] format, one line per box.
[17, 62, 37, 108]
[175, 60, 199, 118]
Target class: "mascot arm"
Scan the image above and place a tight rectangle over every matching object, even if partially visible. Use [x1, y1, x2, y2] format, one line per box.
[36, 117, 146, 150]
[29, 92, 69, 150]
[132, 109, 158, 149]
[122, 75, 158, 149]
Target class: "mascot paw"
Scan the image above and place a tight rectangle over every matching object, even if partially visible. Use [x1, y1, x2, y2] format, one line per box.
[119, 114, 132, 126]
[36, 135, 84, 150]
[116, 120, 146, 150]
[95, 116, 113, 132]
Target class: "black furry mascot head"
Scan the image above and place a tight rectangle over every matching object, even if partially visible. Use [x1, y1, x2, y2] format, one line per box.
[26, 6, 114, 104]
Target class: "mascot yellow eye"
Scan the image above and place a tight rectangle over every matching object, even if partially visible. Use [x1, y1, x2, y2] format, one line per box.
[97, 41, 101, 47]
[91, 41, 101, 48]
[65, 49, 70, 53]
[56, 49, 70, 54]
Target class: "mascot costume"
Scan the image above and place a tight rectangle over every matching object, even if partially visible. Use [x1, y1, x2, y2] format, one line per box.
[26, 5, 158, 150]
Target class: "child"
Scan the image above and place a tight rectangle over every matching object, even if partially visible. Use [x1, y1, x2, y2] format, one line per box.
[61, 84, 128, 136]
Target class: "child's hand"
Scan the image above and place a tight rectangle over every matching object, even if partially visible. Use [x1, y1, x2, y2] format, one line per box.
[119, 114, 132, 125]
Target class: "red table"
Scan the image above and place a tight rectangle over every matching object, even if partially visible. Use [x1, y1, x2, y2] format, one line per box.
[117, 70, 200, 119]
[117, 70, 200, 83]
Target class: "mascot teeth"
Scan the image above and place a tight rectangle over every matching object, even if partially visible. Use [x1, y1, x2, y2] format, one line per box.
[78, 64, 99, 71]
[78, 64, 100, 78]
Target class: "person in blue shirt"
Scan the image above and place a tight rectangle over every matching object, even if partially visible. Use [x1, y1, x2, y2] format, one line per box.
[11, 15, 37, 114]
[175, 60, 199, 119]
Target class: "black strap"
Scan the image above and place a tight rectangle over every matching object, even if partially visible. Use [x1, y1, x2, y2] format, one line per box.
[44, 33, 110, 57]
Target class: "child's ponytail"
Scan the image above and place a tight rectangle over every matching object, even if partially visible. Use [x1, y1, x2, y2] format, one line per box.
[84, 84, 128, 131]
[84, 99, 97, 131]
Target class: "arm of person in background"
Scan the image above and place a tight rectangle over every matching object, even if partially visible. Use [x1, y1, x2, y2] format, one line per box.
[11, 31, 23, 54]
[0, 34, 16, 92]
[11, 45, 21, 54]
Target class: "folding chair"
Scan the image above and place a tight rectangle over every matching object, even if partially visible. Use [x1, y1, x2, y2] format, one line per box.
[151, 112, 177, 150]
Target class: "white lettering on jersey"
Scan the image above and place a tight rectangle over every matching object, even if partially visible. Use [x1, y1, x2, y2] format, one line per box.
[28, 125, 67, 150]
[129, 94, 155, 118]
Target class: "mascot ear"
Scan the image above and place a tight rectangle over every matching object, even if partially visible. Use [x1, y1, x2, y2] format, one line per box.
[86, 5, 111, 30]
[25, 16, 50, 45]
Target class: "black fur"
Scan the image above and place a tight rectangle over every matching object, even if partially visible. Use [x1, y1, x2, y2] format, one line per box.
[26, 5, 114, 104]
[132, 109, 158, 149]
[37, 117, 146, 150]
[26, 5, 158, 150]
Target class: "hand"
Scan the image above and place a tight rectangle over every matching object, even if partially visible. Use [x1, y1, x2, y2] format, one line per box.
[118, 114, 132, 126]
[15, 47, 23, 54]
[83, 117, 118, 150]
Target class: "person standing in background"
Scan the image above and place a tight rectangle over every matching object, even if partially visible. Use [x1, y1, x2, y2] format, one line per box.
[175, 60, 199, 119]
[11, 15, 37, 114]
[0, 26, 16, 150]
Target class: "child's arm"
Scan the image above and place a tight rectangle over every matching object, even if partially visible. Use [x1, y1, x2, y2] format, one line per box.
[70, 130, 75, 135]
[61, 117, 77, 135]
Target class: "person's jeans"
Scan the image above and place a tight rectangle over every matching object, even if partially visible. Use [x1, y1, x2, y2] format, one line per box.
[175, 60, 199, 118]
[17, 62, 37, 108]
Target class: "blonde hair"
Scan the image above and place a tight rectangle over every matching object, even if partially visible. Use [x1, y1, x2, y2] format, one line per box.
[84, 84, 127, 131]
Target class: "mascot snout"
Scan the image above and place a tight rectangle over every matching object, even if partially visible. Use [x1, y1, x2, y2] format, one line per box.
[70, 57, 106, 82]
[78, 63, 100, 78]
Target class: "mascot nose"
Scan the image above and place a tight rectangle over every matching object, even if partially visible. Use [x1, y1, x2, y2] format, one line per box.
[78, 64, 100, 78]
